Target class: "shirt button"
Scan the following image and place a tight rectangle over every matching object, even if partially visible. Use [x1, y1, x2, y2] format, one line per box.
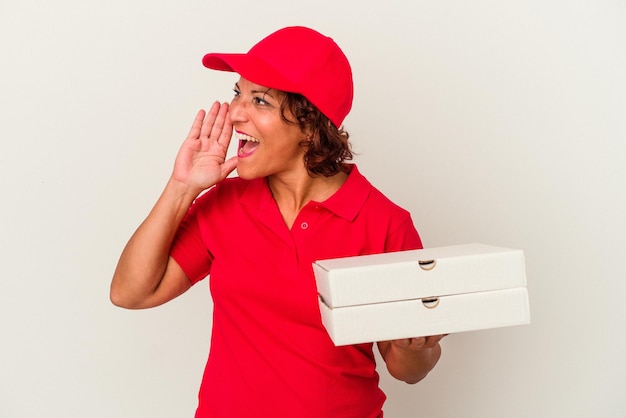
[300, 222, 309, 230]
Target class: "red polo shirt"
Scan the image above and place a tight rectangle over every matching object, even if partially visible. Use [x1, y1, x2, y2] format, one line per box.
[171, 165, 422, 418]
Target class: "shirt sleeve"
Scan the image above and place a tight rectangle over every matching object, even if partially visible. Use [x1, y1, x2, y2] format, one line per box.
[170, 195, 214, 285]
[385, 213, 423, 253]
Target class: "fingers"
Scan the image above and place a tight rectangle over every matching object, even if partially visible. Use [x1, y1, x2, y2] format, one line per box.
[220, 155, 238, 178]
[186, 109, 206, 140]
[410, 337, 427, 349]
[187, 101, 230, 142]
[391, 334, 447, 351]
[217, 110, 233, 146]
[423, 334, 446, 348]
[199, 101, 222, 139]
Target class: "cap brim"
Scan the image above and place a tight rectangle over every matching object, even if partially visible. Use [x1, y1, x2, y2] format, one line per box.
[203, 53, 296, 93]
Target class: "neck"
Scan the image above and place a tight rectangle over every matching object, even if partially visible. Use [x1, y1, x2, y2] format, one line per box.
[268, 169, 348, 228]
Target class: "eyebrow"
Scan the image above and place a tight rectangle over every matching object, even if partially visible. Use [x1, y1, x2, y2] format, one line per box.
[234, 82, 276, 98]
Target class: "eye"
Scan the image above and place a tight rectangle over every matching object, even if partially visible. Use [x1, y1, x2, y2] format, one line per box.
[232, 88, 241, 98]
[253, 96, 269, 106]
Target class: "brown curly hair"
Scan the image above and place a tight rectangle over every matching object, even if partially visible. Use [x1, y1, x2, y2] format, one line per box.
[279, 92, 353, 177]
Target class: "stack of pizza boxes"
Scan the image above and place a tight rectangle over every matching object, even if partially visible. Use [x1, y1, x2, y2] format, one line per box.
[313, 243, 530, 346]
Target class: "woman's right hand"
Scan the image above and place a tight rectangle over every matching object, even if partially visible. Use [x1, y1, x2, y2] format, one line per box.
[172, 101, 238, 194]
[111, 102, 238, 309]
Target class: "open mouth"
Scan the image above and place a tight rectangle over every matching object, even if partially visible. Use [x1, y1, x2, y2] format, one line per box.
[235, 132, 260, 158]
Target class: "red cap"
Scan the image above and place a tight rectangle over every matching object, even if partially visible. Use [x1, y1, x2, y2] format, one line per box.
[202, 26, 353, 128]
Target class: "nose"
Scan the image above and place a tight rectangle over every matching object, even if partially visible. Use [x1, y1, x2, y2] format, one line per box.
[228, 98, 247, 124]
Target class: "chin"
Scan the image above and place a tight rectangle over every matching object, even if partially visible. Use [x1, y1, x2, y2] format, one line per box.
[235, 166, 261, 181]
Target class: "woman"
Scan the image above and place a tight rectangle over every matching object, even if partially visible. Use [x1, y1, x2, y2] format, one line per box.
[111, 26, 444, 418]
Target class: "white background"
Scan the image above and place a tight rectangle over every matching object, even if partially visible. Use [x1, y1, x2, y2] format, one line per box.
[1, 1, 625, 417]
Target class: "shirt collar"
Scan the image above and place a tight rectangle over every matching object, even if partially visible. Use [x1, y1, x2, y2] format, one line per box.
[318, 164, 370, 222]
[239, 164, 370, 222]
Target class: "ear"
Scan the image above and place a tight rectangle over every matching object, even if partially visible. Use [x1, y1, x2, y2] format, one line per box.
[298, 129, 315, 151]
[301, 126, 315, 142]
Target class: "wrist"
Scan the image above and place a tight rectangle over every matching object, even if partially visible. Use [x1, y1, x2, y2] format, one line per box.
[152, 177, 202, 224]
[166, 176, 203, 203]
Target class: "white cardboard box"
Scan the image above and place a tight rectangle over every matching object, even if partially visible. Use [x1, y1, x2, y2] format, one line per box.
[313, 243, 530, 346]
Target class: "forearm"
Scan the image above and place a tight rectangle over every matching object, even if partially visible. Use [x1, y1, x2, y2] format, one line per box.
[110, 178, 199, 308]
[378, 339, 442, 384]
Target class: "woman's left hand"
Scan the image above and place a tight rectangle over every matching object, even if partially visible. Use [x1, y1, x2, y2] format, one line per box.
[378, 334, 447, 384]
